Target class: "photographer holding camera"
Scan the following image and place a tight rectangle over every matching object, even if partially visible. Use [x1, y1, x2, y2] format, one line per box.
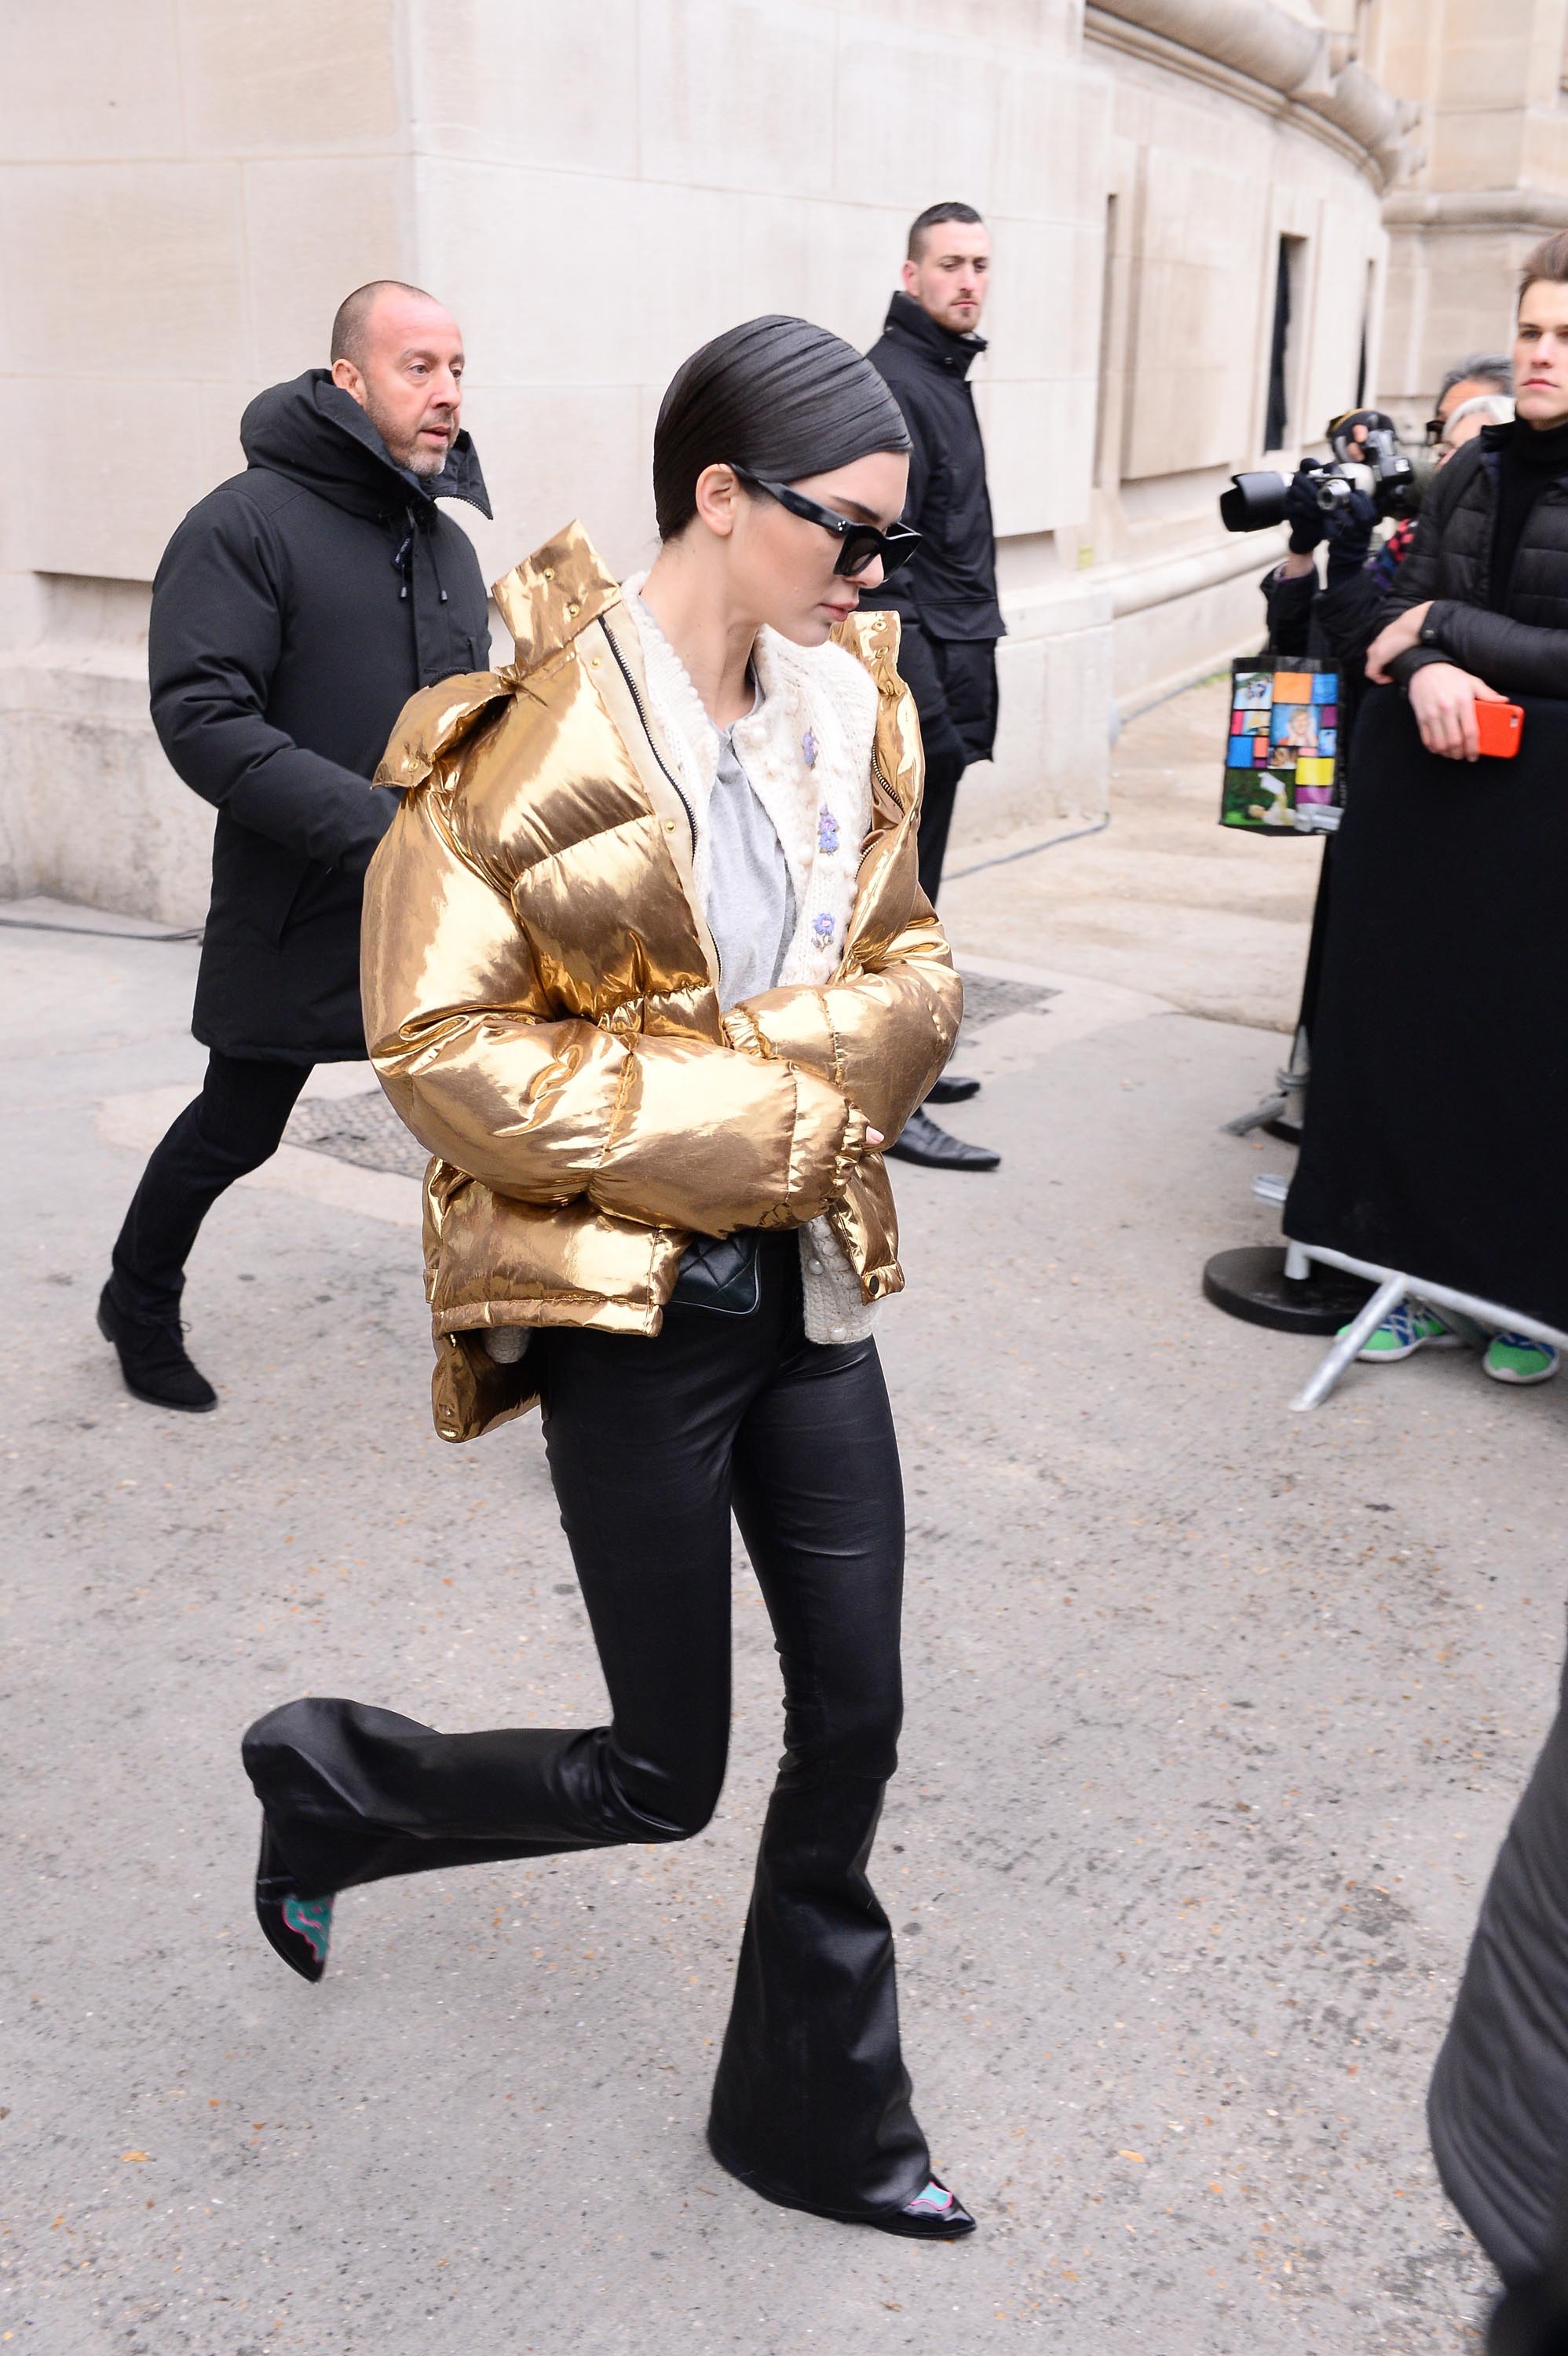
[1262, 360, 1514, 727]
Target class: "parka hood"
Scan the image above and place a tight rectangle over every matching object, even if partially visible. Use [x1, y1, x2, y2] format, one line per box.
[239, 368, 492, 521]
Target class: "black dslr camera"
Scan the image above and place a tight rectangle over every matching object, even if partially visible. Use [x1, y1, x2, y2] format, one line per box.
[1220, 410, 1421, 533]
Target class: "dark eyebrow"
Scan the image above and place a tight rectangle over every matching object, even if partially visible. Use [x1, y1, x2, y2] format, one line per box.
[835, 497, 887, 525]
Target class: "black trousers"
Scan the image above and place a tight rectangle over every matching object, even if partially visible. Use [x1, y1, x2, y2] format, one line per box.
[916, 636, 998, 906]
[110, 1051, 311, 1319]
[918, 751, 964, 908]
[243, 1235, 930, 2219]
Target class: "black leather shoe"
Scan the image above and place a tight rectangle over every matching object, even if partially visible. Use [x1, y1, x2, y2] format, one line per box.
[254, 1822, 334, 1984]
[870, 2179, 978, 2240]
[886, 1108, 1000, 1173]
[927, 1074, 981, 1106]
[97, 1284, 217, 1412]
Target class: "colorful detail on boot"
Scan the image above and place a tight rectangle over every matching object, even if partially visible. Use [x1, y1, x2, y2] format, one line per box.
[905, 2180, 954, 2212]
[282, 1893, 334, 1965]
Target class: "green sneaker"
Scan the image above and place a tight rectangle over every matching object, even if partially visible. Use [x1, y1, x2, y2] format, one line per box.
[1342, 1298, 1459, 1363]
[1483, 1332, 1559, 1385]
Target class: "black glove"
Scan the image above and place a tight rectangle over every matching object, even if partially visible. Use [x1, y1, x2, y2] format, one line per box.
[1319, 485, 1378, 558]
[1283, 463, 1326, 555]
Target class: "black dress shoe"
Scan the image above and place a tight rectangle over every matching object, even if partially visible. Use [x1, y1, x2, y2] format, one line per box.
[254, 1822, 334, 1984]
[927, 1073, 981, 1106]
[886, 1108, 1000, 1173]
[870, 2179, 978, 2240]
[97, 1283, 217, 1412]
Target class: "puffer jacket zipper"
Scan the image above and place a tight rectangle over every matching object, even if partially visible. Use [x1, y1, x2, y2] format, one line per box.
[602, 620, 699, 851]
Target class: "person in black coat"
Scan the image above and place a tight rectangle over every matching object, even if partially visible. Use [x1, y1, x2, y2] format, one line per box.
[864, 202, 1002, 1173]
[1431, 1647, 1568, 2353]
[99, 280, 492, 1412]
[1302, 241, 1568, 1384]
[1366, 237, 1568, 751]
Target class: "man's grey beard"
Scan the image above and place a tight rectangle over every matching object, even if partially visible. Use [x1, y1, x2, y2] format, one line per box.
[404, 444, 449, 481]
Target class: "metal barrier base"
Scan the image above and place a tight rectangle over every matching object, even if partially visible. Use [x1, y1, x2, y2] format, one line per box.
[1201, 1244, 1373, 1336]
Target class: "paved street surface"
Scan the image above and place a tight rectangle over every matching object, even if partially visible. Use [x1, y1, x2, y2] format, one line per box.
[5, 681, 1564, 2354]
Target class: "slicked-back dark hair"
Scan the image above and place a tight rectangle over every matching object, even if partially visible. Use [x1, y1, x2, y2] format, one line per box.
[652, 315, 911, 542]
[330, 280, 443, 368]
[907, 202, 984, 262]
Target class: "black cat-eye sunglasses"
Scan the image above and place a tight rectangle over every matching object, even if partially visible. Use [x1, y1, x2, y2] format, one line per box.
[728, 463, 921, 580]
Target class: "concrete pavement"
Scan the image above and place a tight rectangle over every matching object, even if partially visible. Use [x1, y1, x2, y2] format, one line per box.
[3, 681, 1563, 2355]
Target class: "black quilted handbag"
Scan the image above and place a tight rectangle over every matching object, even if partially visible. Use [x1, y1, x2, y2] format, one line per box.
[669, 1231, 762, 1314]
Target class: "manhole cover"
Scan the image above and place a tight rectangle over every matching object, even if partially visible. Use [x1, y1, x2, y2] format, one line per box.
[287, 1091, 429, 1179]
[959, 972, 1057, 1029]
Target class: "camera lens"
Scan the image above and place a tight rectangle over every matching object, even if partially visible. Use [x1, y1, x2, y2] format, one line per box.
[1219, 471, 1289, 532]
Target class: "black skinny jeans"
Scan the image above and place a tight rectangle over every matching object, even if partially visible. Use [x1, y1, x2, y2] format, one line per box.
[110, 1050, 311, 1319]
[243, 1235, 930, 2219]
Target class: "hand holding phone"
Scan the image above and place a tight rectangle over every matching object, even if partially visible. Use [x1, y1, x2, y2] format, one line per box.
[1474, 699, 1525, 759]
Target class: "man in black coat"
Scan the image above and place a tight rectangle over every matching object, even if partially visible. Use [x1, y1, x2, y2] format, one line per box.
[866, 201, 1002, 1173]
[1366, 240, 1568, 747]
[99, 280, 492, 1411]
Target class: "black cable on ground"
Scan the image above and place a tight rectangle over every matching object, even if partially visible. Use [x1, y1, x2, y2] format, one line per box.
[945, 810, 1111, 884]
[0, 915, 203, 942]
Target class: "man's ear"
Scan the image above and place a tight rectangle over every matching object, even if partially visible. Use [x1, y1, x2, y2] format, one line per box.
[900, 256, 919, 296]
[331, 357, 367, 408]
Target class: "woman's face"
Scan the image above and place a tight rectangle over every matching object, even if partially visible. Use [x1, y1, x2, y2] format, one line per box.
[718, 450, 912, 646]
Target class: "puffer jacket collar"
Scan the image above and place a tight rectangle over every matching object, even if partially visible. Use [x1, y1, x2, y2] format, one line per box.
[240, 368, 492, 523]
[486, 522, 917, 822]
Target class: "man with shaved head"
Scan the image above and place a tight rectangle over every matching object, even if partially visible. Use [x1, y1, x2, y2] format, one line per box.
[98, 282, 492, 1412]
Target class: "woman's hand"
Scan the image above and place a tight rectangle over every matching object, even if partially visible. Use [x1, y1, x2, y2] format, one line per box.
[1365, 600, 1434, 682]
[1405, 663, 1508, 761]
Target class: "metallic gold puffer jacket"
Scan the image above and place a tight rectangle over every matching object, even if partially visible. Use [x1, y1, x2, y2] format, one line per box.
[363, 522, 962, 1442]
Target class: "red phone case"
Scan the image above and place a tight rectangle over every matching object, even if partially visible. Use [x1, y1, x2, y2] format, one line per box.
[1475, 701, 1525, 758]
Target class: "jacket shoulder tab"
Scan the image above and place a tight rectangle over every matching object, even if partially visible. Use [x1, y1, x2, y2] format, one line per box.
[834, 607, 902, 675]
[491, 521, 621, 673]
[375, 671, 510, 789]
[832, 613, 919, 824]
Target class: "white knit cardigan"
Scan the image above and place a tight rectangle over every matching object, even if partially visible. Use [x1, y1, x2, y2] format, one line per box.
[623, 580, 879, 1345]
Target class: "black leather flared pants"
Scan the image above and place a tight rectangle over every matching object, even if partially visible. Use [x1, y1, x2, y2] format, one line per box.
[242, 1235, 930, 2219]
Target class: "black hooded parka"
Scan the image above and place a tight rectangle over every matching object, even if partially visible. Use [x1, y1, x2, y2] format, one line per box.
[148, 368, 492, 1062]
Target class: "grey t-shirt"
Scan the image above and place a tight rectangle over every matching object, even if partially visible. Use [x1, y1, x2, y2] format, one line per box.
[707, 686, 795, 1012]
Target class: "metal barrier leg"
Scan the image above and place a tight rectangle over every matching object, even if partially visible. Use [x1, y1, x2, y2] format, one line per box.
[1290, 1271, 1409, 1413]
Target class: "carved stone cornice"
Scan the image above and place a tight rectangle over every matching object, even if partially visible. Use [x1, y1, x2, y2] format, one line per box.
[1383, 187, 1568, 235]
[1084, 0, 1420, 192]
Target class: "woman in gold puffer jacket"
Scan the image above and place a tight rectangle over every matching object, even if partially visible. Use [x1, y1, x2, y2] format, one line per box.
[242, 318, 972, 2237]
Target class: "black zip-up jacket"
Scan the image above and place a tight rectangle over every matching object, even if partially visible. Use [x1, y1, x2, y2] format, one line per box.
[149, 369, 492, 1061]
[1375, 423, 1568, 698]
[864, 291, 1003, 775]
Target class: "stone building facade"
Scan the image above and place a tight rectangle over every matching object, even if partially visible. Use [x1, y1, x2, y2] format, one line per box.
[0, 1, 1553, 923]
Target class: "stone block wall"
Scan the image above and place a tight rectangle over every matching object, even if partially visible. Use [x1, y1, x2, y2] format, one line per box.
[1, 0, 1410, 915]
